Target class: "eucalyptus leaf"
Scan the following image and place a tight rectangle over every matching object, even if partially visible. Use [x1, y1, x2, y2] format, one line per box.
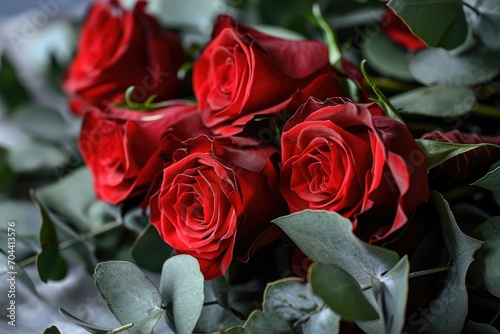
[31, 191, 67, 283]
[37, 167, 97, 232]
[264, 278, 322, 322]
[469, 217, 500, 298]
[12, 104, 67, 143]
[409, 46, 500, 86]
[0, 54, 31, 110]
[94, 261, 163, 334]
[391, 86, 475, 117]
[58, 308, 113, 334]
[6, 140, 67, 173]
[416, 139, 500, 169]
[463, 321, 500, 334]
[418, 192, 483, 333]
[301, 306, 340, 334]
[0, 250, 37, 295]
[472, 166, 500, 192]
[0, 147, 15, 194]
[388, 0, 468, 49]
[464, 0, 500, 51]
[243, 311, 293, 334]
[309, 263, 378, 321]
[362, 33, 413, 81]
[131, 224, 173, 272]
[43, 326, 62, 334]
[273, 210, 399, 287]
[365, 256, 409, 334]
[160, 254, 204, 334]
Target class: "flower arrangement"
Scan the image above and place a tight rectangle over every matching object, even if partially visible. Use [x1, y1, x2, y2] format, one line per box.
[1, 0, 500, 333]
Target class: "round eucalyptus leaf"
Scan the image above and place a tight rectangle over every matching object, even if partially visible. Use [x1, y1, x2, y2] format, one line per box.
[94, 261, 164, 334]
[390, 86, 475, 117]
[409, 46, 500, 86]
[12, 104, 66, 143]
[464, 0, 500, 51]
[160, 254, 204, 334]
[6, 141, 67, 173]
[362, 33, 414, 81]
[309, 263, 378, 322]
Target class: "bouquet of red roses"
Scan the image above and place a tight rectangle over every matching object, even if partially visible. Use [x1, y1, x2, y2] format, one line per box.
[2, 0, 500, 333]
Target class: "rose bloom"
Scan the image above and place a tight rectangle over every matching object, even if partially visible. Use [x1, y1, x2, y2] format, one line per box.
[193, 15, 340, 135]
[382, 8, 427, 51]
[150, 135, 286, 279]
[79, 104, 207, 204]
[63, 0, 184, 114]
[279, 97, 429, 242]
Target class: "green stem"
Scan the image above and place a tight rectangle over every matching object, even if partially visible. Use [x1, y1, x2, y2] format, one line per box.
[107, 323, 134, 334]
[471, 103, 500, 120]
[408, 264, 454, 279]
[0, 220, 122, 276]
[368, 77, 419, 93]
[360, 264, 453, 290]
[462, 1, 481, 16]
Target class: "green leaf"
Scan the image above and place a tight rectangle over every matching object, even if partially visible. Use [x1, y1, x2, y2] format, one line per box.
[6, 140, 67, 173]
[463, 321, 500, 334]
[390, 86, 475, 118]
[31, 191, 67, 283]
[43, 326, 62, 334]
[273, 210, 410, 334]
[472, 166, 500, 192]
[131, 224, 173, 272]
[0, 147, 15, 194]
[419, 192, 483, 333]
[37, 167, 98, 232]
[225, 328, 251, 334]
[12, 104, 67, 143]
[0, 251, 37, 295]
[388, 0, 468, 49]
[362, 33, 414, 82]
[409, 46, 500, 86]
[0, 54, 31, 110]
[194, 277, 242, 333]
[94, 261, 163, 334]
[243, 311, 293, 334]
[309, 264, 378, 321]
[300, 307, 340, 334]
[58, 308, 113, 334]
[160, 254, 204, 334]
[360, 60, 405, 124]
[273, 210, 399, 287]
[311, 4, 342, 66]
[366, 256, 409, 334]
[416, 139, 500, 169]
[469, 216, 500, 298]
[464, 0, 500, 51]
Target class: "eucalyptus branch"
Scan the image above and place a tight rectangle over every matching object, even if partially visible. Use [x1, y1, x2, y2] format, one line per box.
[360, 264, 454, 290]
[0, 220, 122, 277]
[471, 103, 500, 120]
[107, 323, 134, 334]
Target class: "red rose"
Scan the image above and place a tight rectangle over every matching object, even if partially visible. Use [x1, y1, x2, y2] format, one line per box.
[79, 104, 207, 204]
[150, 135, 286, 279]
[193, 15, 340, 135]
[63, 0, 184, 115]
[382, 8, 427, 51]
[279, 97, 429, 242]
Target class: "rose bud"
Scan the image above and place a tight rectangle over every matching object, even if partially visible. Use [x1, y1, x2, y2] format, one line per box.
[422, 129, 500, 184]
[150, 135, 287, 279]
[193, 15, 343, 135]
[63, 0, 184, 115]
[79, 104, 208, 204]
[279, 97, 429, 242]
